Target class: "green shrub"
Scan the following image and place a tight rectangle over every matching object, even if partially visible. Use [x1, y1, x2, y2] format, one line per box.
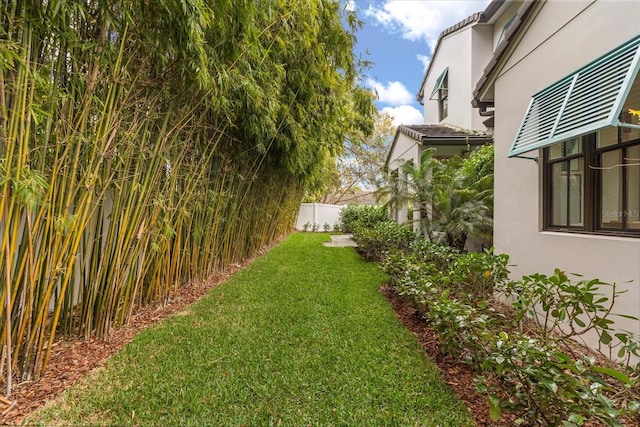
[448, 250, 510, 300]
[427, 293, 502, 359]
[381, 241, 639, 425]
[383, 239, 509, 300]
[499, 269, 640, 365]
[478, 332, 638, 426]
[352, 221, 415, 262]
[339, 204, 388, 233]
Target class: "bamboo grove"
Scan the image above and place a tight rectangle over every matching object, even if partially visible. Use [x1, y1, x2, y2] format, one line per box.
[0, 0, 375, 394]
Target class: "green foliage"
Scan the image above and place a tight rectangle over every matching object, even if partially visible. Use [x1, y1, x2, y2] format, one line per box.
[499, 270, 640, 365]
[379, 239, 639, 425]
[478, 334, 637, 426]
[382, 145, 494, 251]
[351, 221, 415, 262]
[339, 204, 388, 233]
[449, 250, 510, 299]
[382, 238, 509, 300]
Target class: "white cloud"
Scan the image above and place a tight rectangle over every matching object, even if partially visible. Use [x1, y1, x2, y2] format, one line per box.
[344, 0, 356, 12]
[365, 1, 491, 50]
[416, 54, 430, 72]
[366, 78, 413, 106]
[381, 105, 424, 126]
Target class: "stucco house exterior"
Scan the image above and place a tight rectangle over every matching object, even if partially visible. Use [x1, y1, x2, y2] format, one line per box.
[473, 0, 640, 350]
[385, 11, 495, 226]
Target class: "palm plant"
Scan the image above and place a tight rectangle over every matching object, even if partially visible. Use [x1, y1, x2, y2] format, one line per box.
[382, 146, 493, 251]
[430, 155, 493, 251]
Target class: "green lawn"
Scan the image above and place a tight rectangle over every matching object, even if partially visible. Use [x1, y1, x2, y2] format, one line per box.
[27, 232, 473, 426]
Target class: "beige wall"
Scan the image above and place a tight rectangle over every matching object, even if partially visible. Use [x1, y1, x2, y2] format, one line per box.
[493, 0, 640, 346]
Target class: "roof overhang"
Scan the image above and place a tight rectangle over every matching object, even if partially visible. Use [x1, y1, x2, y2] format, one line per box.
[473, 1, 539, 104]
[509, 35, 640, 157]
[386, 125, 493, 167]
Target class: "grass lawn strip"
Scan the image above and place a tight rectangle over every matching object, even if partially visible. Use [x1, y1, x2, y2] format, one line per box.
[27, 232, 473, 426]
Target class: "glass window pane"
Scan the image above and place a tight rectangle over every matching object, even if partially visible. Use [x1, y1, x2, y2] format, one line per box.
[600, 150, 623, 228]
[621, 74, 640, 142]
[564, 138, 581, 156]
[552, 162, 567, 226]
[626, 145, 640, 229]
[549, 142, 564, 160]
[569, 158, 583, 226]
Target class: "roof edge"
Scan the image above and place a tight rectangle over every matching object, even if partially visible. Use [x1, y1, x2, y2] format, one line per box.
[473, 0, 539, 103]
[416, 11, 484, 103]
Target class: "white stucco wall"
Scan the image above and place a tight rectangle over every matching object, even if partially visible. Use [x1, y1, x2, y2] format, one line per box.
[492, 0, 640, 347]
[387, 132, 421, 170]
[387, 133, 421, 225]
[422, 25, 489, 131]
[470, 25, 494, 130]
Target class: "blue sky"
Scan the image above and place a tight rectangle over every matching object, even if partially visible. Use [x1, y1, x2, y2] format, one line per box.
[348, 0, 491, 125]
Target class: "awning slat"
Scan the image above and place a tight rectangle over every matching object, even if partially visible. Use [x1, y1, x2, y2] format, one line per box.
[508, 35, 640, 157]
[429, 68, 449, 100]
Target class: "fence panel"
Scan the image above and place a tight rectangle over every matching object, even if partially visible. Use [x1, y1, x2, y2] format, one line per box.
[294, 203, 343, 231]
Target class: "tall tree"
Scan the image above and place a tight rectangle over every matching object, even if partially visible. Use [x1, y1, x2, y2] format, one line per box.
[314, 111, 393, 204]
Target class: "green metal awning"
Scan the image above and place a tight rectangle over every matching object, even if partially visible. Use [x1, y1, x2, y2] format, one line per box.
[508, 35, 640, 158]
[429, 67, 448, 100]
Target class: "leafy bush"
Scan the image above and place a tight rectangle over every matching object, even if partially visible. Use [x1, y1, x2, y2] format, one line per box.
[499, 269, 640, 365]
[381, 241, 639, 425]
[449, 250, 510, 299]
[383, 238, 509, 300]
[339, 204, 388, 233]
[427, 293, 503, 359]
[352, 221, 415, 261]
[478, 332, 638, 426]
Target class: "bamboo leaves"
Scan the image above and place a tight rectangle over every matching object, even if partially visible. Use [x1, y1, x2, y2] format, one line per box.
[0, 0, 373, 394]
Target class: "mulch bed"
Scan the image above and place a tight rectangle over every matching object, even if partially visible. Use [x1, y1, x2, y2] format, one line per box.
[380, 285, 519, 427]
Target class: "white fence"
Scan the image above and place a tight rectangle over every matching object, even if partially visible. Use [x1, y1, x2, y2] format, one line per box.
[295, 203, 343, 231]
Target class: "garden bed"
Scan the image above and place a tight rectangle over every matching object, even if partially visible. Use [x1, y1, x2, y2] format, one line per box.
[382, 285, 640, 427]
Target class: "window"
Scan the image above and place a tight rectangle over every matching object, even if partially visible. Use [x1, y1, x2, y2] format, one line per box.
[542, 55, 640, 236]
[544, 131, 639, 236]
[496, 13, 516, 49]
[510, 35, 640, 158]
[438, 73, 448, 121]
[546, 139, 584, 228]
[430, 68, 449, 121]
[596, 128, 640, 231]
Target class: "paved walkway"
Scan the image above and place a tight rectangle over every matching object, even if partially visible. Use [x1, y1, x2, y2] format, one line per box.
[322, 233, 358, 247]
